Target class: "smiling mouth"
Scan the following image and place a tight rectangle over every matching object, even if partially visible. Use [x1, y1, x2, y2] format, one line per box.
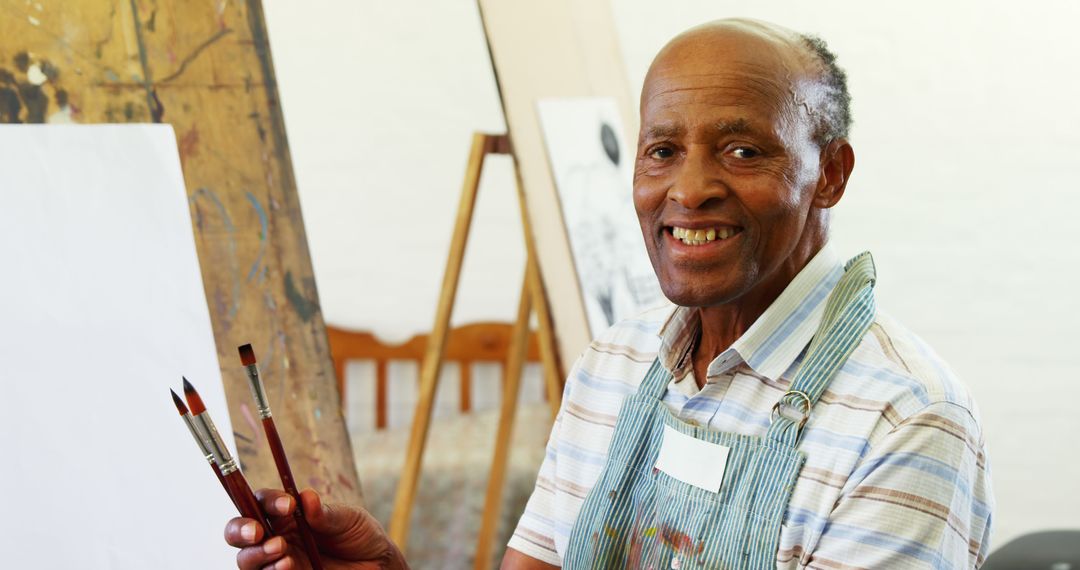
[669, 225, 743, 246]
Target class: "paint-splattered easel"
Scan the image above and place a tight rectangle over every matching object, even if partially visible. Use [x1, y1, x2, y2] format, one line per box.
[0, 0, 360, 506]
[386, 132, 566, 568]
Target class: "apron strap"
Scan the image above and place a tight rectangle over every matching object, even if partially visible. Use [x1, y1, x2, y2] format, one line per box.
[766, 251, 877, 446]
[637, 357, 673, 400]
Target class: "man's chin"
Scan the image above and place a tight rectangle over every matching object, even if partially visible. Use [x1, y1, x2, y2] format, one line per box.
[659, 280, 742, 308]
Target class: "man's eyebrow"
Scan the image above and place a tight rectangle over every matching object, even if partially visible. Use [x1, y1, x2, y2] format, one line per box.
[643, 120, 757, 139]
[643, 124, 683, 139]
[714, 119, 754, 135]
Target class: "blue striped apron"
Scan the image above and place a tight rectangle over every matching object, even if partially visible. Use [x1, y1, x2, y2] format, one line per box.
[563, 252, 877, 569]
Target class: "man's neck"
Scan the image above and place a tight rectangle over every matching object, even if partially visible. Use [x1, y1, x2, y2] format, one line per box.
[691, 299, 773, 388]
[688, 237, 827, 388]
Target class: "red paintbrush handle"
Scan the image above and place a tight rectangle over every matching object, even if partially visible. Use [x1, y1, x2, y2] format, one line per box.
[262, 419, 300, 493]
[211, 463, 239, 510]
[225, 470, 275, 539]
[262, 417, 324, 570]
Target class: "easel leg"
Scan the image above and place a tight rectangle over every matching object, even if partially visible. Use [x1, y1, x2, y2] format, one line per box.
[388, 132, 492, 548]
[514, 169, 565, 418]
[528, 249, 564, 419]
[387, 132, 568, 555]
[472, 164, 565, 568]
[474, 263, 533, 570]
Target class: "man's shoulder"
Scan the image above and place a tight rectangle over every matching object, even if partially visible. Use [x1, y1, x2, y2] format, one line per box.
[587, 303, 675, 358]
[595, 303, 675, 344]
[852, 309, 982, 427]
[566, 303, 675, 394]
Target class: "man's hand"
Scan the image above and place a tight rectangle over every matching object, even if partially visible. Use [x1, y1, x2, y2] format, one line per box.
[224, 488, 408, 570]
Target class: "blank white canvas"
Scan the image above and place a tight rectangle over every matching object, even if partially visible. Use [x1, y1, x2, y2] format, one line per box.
[0, 125, 237, 568]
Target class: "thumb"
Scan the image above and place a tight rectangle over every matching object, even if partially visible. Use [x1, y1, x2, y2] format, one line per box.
[298, 488, 393, 561]
[299, 488, 356, 535]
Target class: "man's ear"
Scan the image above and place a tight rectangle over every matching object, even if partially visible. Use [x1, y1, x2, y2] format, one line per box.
[813, 138, 854, 208]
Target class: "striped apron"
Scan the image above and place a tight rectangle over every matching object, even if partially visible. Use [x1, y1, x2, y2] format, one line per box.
[563, 252, 877, 569]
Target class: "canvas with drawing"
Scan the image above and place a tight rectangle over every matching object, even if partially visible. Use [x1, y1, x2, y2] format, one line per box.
[537, 98, 666, 339]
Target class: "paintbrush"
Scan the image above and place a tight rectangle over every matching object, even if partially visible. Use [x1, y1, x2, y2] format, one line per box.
[239, 344, 324, 569]
[171, 388, 237, 509]
[182, 377, 274, 538]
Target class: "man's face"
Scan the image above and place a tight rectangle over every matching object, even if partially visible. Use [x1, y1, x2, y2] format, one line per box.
[634, 30, 826, 308]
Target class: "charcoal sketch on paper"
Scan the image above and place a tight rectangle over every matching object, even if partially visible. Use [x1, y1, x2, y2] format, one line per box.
[537, 98, 666, 339]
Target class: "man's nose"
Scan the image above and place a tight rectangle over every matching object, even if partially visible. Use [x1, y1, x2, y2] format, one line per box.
[667, 147, 728, 209]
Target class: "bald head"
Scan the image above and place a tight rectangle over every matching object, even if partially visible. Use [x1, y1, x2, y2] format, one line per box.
[653, 19, 807, 67]
[644, 19, 851, 147]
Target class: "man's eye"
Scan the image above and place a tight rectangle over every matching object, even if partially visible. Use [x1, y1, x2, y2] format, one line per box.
[650, 147, 674, 159]
[730, 146, 760, 159]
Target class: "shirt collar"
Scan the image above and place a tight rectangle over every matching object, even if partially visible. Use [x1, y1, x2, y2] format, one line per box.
[657, 244, 844, 383]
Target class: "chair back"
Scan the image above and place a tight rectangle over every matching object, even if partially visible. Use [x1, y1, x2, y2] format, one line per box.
[326, 323, 542, 428]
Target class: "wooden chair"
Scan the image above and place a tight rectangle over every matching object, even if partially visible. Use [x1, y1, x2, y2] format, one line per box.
[326, 322, 542, 428]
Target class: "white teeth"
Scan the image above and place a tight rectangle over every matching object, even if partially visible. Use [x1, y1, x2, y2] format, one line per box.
[671, 225, 739, 246]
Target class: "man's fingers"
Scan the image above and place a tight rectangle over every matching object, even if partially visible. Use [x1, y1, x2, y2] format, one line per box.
[267, 542, 311, 570]
[262, 558, 295, 570]
[297, 489, 323, 523]
[250, 488, 300, 534]
[234, 536, 288, 570]
[254, 488, 296, 517]
[225, 517, 265, 547]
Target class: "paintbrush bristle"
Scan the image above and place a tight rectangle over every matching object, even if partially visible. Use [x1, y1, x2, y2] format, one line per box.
[238, 343, 256, 366]
[182, 376, 207, 415]
[170, 388, 189, 415]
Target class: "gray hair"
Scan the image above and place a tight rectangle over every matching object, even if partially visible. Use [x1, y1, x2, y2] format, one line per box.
[798, 33, 853, 146]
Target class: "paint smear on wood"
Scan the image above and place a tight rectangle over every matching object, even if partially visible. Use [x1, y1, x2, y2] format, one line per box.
[284, 270, 317, 322]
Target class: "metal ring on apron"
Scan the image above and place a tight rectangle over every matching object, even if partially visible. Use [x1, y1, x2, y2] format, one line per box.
[770, 389, 813, 431]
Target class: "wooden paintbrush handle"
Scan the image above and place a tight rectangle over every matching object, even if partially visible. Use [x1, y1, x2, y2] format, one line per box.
[211, 463, 239, 510]
[225, 471, 275, 538]
[262, 417, 324, 570]
[262, 419, 300, 492]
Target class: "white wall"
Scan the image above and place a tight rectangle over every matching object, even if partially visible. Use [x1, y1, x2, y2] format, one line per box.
[263, 0, 1080, 548]
[262, 0, 522, 344]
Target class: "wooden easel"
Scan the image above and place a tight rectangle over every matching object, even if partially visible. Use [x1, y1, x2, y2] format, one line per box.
[387, 132, 565, 568]
[0, 2, 361, 505]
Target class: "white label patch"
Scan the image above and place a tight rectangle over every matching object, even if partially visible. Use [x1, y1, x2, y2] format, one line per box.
[654, 425, 730, 493]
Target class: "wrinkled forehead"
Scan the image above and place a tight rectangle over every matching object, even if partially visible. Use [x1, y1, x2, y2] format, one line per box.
[641, 67, 792, 120]
[640, 24, 812, 125]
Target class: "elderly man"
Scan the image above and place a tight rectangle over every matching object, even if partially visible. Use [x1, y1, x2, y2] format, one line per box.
[225, 18, 993, 569]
